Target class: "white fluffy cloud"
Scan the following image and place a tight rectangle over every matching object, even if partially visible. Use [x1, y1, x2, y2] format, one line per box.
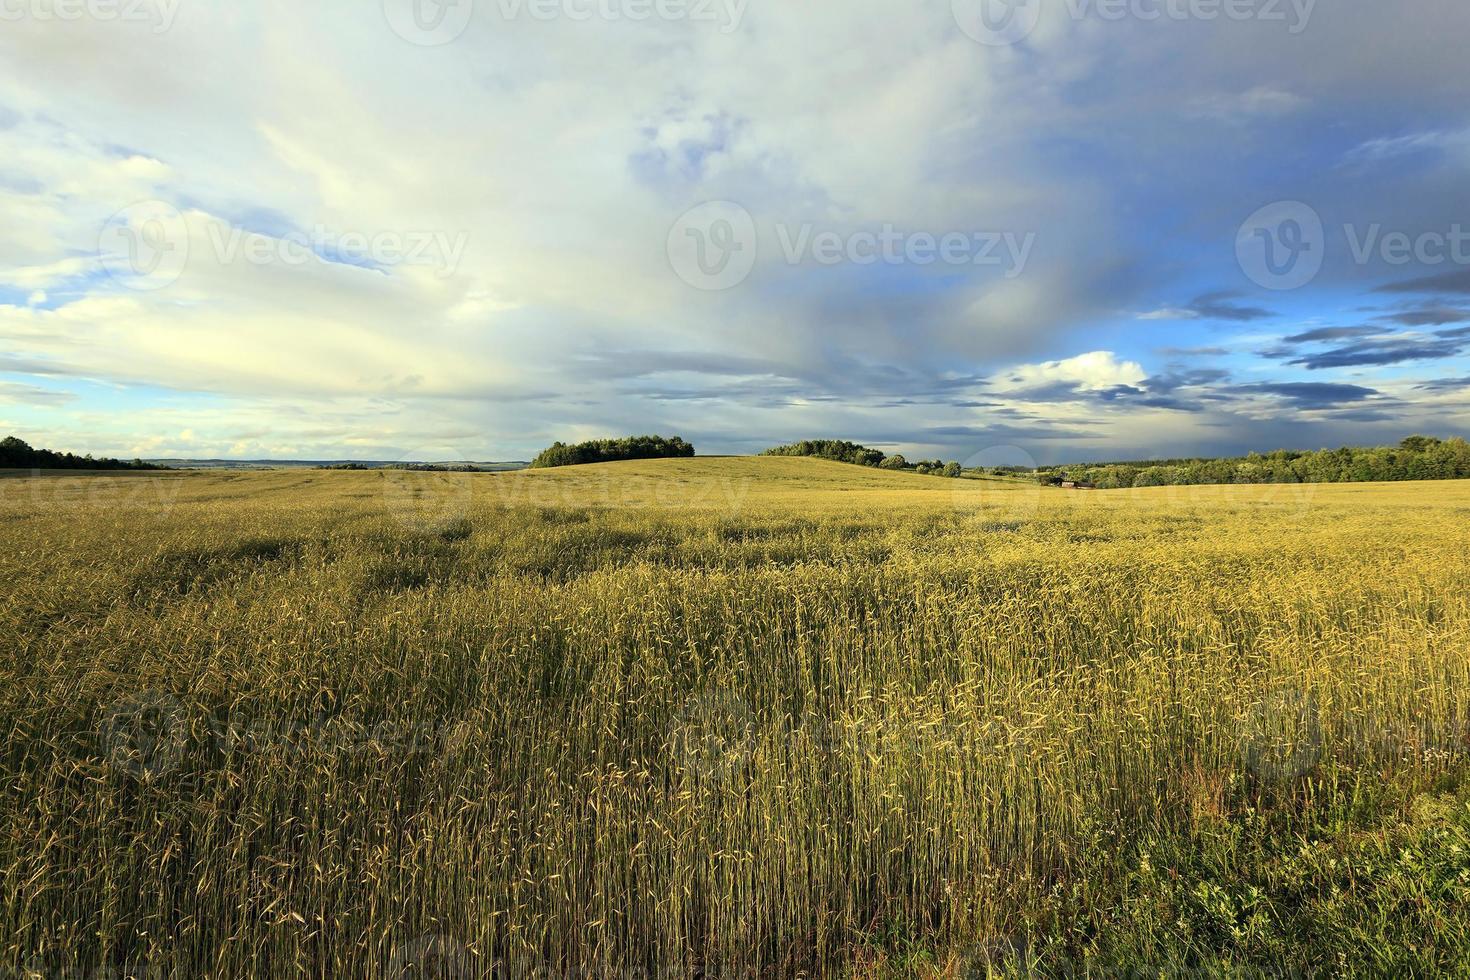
[997, 351, 1147, 392]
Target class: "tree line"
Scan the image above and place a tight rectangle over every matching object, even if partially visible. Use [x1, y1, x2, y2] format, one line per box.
[762, 440, 964, 477]
[1038, 436, 1470, 489]
[529, 435, 695, 469]
[0, 436, 163, 471]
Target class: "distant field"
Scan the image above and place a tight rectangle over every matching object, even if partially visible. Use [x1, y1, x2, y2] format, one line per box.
[3, 458, 1469, 977]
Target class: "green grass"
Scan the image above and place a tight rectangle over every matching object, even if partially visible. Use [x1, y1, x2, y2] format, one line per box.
[1, 458, 1468, 977]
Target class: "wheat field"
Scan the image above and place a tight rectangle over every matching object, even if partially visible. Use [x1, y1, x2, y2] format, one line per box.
[2, 459, 1469, 977]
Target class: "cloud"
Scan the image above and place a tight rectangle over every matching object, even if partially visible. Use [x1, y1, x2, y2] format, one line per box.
[1156, 346, 1229, 357]
[998, 351, 1146, 392]
[1376, 306, 1470, 327]
[1282, 326, 1382, 343]
[1187, 86, 1306, 123]
[1375, 269, 1470, 295]
[0, 381, 75, 406]
[1414, 376, 1470, 393]
[1139, 290, 1274, 323]
[1263, 322, 1469, 369]
[925, 422, 1100, 441]
[1288, 337, 1465, 370]
[1233, 382, 1381, 409]
[1342, 128, 1470, 167]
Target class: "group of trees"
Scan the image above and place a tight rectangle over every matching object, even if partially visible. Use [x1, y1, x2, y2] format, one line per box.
[0, 436, 161, 471]
[763, 440, 886, 467]
[530, 435, 695, 469]
[1038, 437, 1470, 489]
[323, 462, 492, 472]
[763, 441, 965, 478]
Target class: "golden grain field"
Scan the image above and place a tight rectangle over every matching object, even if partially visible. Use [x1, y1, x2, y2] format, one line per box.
[2, 459, 1468, 977]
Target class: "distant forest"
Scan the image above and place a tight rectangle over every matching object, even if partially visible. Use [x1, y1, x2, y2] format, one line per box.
[763, 440, 964, 477]
[0, 436, 163, 471]
[529, 435, 695, 469]
[1040, 436, 1470, 489]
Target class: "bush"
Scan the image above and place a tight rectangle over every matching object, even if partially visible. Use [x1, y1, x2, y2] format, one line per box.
[529, 435, 695, 469]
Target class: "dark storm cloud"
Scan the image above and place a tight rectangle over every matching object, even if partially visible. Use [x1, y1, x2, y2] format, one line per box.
[1232, 382, 1380, 409]
[996, 380, 1098, 403]
[1376, 307, 1470, 327]
[926, 422, 1102, 441]
[1415, 376, 1470, 393]
[1083, 384, 1204, 412]
[1264, 323, 1468, 369]
[1282, 326, 1381, 343]
[1149, 369, 1231, 391]
[1156, 346, 1229, 357]
[1288, 337, 1465, 369]
[0, 356, 86, 377]
[1186, 290, 1275, 322]
[577, 350, 787, 380]
[993, 370, 1222, 414]
[1327, 409, 1402, 423]
[0, 381, 75, 406]
[604, 349, 1005, 411]
[1375, 268, 1470, 295]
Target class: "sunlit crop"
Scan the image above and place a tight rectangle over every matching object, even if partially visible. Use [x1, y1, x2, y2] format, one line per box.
[2, 458, 1468, 977]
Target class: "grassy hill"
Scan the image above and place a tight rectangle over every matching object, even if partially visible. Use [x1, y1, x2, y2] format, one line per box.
[3, 457, 1469, 976]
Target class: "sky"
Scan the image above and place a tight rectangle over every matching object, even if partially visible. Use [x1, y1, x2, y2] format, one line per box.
[2, 0, 1470, 465]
